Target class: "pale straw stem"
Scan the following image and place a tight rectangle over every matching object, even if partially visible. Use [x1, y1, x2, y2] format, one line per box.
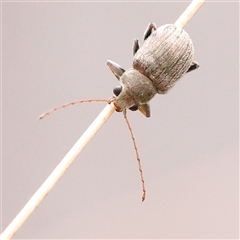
[174, 0, 206, 28]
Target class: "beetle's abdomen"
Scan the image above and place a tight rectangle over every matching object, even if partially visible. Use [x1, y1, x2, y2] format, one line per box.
[133, 24, 194, 94]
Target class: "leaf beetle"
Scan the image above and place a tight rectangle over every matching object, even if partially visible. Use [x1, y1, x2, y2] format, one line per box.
[107, 22, 199, 117]
[39, 22, 200, 201]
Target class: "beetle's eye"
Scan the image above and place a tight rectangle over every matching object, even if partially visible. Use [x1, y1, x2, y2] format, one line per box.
[113, 85, 122, 96]
[129, 104, 139, 111]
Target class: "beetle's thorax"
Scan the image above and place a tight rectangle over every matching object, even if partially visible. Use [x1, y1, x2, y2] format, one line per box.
[113, 68, 157, 110]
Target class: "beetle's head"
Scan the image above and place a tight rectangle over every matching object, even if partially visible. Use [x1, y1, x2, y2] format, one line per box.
[107, 60, 157, 117]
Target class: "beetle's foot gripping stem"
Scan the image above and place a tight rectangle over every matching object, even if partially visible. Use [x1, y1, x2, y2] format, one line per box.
[108, 96, 115, 104]
[143, 22, 157, 40]
[108, 96, 123, 112]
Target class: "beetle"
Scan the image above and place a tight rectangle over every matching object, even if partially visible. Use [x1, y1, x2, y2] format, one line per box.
[39, 22, 199, 201]
[107, 22, 199, 117]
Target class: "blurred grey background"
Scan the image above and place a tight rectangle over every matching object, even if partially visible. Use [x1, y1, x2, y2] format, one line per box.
[2, 1, 239, 239]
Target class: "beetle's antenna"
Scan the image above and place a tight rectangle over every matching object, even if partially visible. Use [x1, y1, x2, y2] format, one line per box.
[39, 99, 109, 120]
[123, 110, 146, 202]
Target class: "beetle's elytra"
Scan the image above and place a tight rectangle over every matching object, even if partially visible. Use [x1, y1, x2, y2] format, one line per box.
[107, 23, 199, 117]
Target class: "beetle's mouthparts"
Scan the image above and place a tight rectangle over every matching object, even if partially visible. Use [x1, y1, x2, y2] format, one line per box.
[108, 96, 123, 112]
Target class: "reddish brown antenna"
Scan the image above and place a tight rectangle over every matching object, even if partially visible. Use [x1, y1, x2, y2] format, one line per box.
[123, 110, 146, 201]
[39, 98, 146, 200]
[39, 99, 109, 119]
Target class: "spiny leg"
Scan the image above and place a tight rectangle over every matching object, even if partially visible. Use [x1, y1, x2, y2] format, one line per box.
[138, 103, 151, 118]
[187, 61, 199, 73]
[107, 60, 125, 80]
[129, 103, 151, 118]
[123, 109, 146, 201]
[39, 99, 109, 119]
[133, 39, 140, 56]
[143, 22, 157, 40]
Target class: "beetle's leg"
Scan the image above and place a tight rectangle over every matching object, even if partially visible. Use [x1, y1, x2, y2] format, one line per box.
[143, 22, 157, 40]
[187, 61, 199, 73]
[133, 39, 140, 56]
[138, 103, 151, 118]
[107, 60, 125, 80]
